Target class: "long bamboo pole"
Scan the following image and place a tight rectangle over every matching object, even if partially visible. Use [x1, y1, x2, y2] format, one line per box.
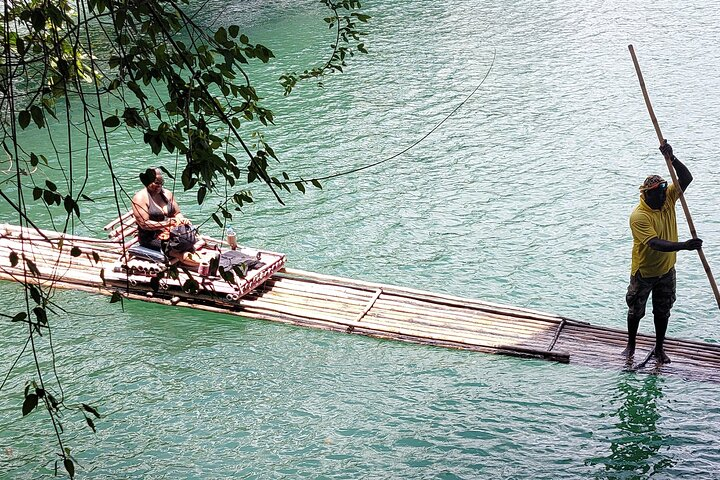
[628, 44, 720, 309]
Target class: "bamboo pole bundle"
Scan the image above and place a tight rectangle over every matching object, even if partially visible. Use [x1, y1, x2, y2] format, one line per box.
[257, 287, 558, 343]
[279, 268, 566, 323]
[0, 239, 112, 270]
[0, 247, 104, 276]
[263, 280, 563, 338]
[0, 240, 114, 267]
[232, 300, 569, 362]
[370, 295, 563, 330]
[3, 223, 116, 245]
[237, 290, 552, 348]
[558, 327, 720, 363]
[0, 262, 102, 287]
[1, 226, 123, 256]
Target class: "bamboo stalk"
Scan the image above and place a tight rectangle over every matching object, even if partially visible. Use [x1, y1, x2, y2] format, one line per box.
[103, 210, 134, 231]
[629, 44, 720, 309]
[110, 225, 138, 241]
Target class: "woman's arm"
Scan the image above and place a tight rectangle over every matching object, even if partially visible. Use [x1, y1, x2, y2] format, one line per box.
[166, 190, 189, 224]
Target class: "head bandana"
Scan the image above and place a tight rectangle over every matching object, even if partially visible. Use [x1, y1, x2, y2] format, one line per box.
[639, 175, 667, 192]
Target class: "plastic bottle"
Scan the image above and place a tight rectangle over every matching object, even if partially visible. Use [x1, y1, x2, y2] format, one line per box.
[226, 226, 237, 250]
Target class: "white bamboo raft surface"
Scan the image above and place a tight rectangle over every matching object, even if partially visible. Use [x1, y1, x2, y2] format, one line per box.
[2, 223, 720, 383]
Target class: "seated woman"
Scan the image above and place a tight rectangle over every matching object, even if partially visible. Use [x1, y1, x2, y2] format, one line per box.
[131, 167, 215, 269]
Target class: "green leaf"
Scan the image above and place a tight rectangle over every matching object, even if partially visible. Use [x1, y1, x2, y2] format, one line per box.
[32, 187, 42, 201]
[311, 179, 323, 189]
[43, 189, 54, 206]
[352, 13, 371, 22]
[295, 181, 306, 194]
[197, 186, 207, 205]
[30, 105, 44, 128]
[157, 166, 174, 180]
[92, 251, 100, 263]
[11, 312, 26, 322]
[113, 9, 126, 30]
[30, 9, 46, 31]
[45, 180, 57, 191]
[22, 393, 38, 416]
[25, 259, 40, 277]
[18, 111, 30, 129]
[82, 403, 101, 418]
[229, 25, 240, 38]
[103, 115, 120, 128]
[182, 278, 199, 294]
[16, 37, 26, 56]
[70, 247, 82, 257]
[214, 27, 227, 43]
[85, 415, 97, 433]
[64, 196, 77, 216]
[33, 306, 47, 324]
[9, 251, 18, 267]
[64, 458, 75, 478]
[29, 285, 41, 304]
[110, 291, 122, 304]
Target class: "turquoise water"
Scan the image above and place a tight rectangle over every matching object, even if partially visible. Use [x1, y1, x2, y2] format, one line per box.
[2, 0, 720, 478]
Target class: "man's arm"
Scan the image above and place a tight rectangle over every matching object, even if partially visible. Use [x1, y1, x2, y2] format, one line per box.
[660, 141, 692, 191]
[648, 237, 703, 252]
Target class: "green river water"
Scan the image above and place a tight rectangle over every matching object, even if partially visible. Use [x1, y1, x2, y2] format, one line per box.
[2, 0, 720, 478]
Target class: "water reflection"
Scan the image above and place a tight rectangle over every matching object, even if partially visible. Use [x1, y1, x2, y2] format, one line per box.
[587, 374, 674, 478]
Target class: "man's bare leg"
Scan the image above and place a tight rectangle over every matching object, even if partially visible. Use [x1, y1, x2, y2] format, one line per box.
[623, 313, 641, 359]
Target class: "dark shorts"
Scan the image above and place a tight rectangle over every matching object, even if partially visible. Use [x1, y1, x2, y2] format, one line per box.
[625, 268, 676, 320]
[138, 237, 163, 252]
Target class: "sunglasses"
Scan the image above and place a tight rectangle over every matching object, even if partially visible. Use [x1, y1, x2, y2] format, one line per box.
[649, 181, 668, 191]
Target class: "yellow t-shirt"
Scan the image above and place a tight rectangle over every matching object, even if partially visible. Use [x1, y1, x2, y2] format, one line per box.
[630, 183, 681, 277]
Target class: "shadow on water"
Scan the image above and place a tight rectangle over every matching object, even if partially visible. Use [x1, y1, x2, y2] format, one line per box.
[586, 374, 675, 479]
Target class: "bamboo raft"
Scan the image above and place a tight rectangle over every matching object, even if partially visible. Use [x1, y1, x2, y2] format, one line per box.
[1, 221, 720, 383]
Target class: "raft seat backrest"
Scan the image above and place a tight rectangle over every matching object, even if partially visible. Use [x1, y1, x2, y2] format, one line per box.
[104, 210, 139, 249]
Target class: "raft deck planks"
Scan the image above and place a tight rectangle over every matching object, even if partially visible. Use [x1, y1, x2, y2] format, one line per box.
[1, 224, 720, 383]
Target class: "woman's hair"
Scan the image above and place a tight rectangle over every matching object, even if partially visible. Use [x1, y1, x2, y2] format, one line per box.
[139, 167, 162, 187]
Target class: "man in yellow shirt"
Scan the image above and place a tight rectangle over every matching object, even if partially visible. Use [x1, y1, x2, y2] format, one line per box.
[625, 141, 703, 364]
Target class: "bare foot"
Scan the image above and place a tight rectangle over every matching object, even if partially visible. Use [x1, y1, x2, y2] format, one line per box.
[622, 345, 635, 359]
[654, 349, 671, 364]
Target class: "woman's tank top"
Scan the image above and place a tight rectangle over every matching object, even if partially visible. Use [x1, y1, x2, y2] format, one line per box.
[138, 190, 176, 247]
